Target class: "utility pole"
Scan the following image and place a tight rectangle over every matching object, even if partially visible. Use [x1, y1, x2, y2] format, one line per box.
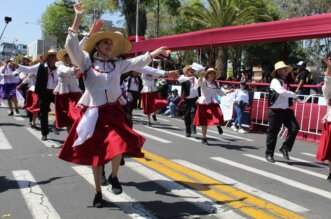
[135, 0, 140, 42]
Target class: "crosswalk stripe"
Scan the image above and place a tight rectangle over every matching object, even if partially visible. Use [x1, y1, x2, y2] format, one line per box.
[126, 161, 244, 219]
[137, 150, 304, 219]
[244, 154, 327, 179]
[0, 129, 13, 149]
[274, 153, 327, 168]
[301, 152, 316, 158]
[144, 126, 201, 142]
[211, 157, 331, 200]
[173, 159, 309, 214]
[135, 130, 171, 143]
[72, 166, 157, 219]
[196, 127, 254, 142]
[25, 127, 61, 148]
[12, 170, 61, 219]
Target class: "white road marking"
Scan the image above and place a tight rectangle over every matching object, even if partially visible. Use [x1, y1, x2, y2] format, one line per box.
[72, 166, 157, 219]
[196, 127, 254, 142]
[173, 159, 309, 213]
[126, 161, 245, 219]
[0, 129, 13, 149]
[244, 154, 327, 179]
[274, 153, 327, 169]
[135, 130, 171, 143]
[25, 127, 61, 148]
[144, 126, 201, 142]
[12, 170, 61, 219]
[211, 157, 331, 200]
[301, 152, 316, 158]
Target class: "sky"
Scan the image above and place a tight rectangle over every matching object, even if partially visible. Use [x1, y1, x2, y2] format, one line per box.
[0, 0, 123, 45]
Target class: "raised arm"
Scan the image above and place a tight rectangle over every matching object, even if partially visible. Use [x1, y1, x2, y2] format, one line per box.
[79, 19, 104, 48]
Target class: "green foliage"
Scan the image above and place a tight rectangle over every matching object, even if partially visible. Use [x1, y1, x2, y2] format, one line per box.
[41, 0, 76, 48]
[81, 0, 109, 22]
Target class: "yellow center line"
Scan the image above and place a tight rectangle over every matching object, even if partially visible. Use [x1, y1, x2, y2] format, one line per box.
[134, 150, 304, 219]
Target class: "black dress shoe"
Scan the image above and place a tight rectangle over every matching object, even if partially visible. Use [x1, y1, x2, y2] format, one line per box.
[327, 173, 331, 182]
[152, 114, 157, 121]
[265, 155, 275, 163]
[110, 176, 122, 195]
[41, 135, 47, 141]
[8, 111, 13, 116]
[185, 133, 191, 137]
[201, 138, 208, 145]
[279, 148, 290, 160]
[93, 191, 103, 208]
[101, 174, 108, 186]
[148, 122, 152, 126]
[217, 125, 223, 135]
[53, 128, 60, 135]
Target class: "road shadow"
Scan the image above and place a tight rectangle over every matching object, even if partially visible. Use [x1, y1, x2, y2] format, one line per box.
[277, 160, 327, 168]
[0, 176, 63, 193]
[0, 123, 24, 127]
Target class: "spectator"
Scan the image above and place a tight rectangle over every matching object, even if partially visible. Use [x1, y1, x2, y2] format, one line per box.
[295, 61, 310, 95]
[164, 89, 180, 117]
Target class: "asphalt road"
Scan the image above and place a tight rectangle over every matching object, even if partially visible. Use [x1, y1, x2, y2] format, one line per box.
[0, 104, 330, 219]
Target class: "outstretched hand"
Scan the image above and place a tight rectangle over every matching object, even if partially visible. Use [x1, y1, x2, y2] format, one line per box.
[74, 3, 84, 15]
[166, 70, 179, 78]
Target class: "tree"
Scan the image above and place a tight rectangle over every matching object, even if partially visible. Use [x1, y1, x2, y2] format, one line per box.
[108, 0, 148, 36]
[180, 0, 271, 79]
[41, 0, 76, 48]
[80, 0, 109, 23]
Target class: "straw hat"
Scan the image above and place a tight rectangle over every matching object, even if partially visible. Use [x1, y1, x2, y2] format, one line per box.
[183, 65, 193, 75]
[23, 55, 31, 61]
[29, 58, 40, 66]
[82, 31, 132, 58]
[271, 61, 293, 78]
[43, 49, 58, 62]
[205, 68, 221, 79]
[56, 49, 68, 62]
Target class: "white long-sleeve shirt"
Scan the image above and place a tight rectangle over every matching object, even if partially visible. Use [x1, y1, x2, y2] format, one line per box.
[197, 78, 225, 104]
[234, 88, 249, 104]
[178, 75, 199, 99]
[322, 76, 331, 122]
[0, 65, 20, 84]
[53, 61, 82, 94]
[138, 66, 165, 93]
[269, 78, 297, 109]
[65, 31, 152, 107]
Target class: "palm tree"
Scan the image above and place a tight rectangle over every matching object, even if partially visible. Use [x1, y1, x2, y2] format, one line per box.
[180, 0, 270, 78]
[108, 0, 147, 36]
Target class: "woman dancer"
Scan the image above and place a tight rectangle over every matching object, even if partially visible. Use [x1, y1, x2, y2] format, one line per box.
[58, 3, 170, 208]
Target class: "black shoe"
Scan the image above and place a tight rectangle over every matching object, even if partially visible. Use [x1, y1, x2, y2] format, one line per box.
[8, 111, 13, 116]
[101, 175, 107, 186]
[30, 124, 36, 129]
[327, 173, 331, 182]
[279, 148, 290, 160]
[53, 128, 60, 135]
[120, 157, 125, 166]
[148, 122, 152, 126]
[185, 133, 191, 137]
[110, 176, 123, 195]
[152, 114, 157, 121]
[93, 192, 103, 208]
[41, 135, 47, 141]
[265, 155, 275, 163]
[201, 138, 208, 145]
[15, 109, 20, 114]
[217, 125, 223, 135]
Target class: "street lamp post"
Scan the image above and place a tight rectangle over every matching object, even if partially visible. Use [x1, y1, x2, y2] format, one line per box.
[0, 17, 12, 40]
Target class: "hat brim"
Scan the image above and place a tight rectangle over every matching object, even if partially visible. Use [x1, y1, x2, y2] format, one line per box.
[56, 49, 68, 62]
[271, 66, 293, 78]
[205, 69, 221, 79]
[183, 65, 193, 75]
[29, 59, 40, 66]
[43, 52, 57, 62]
[82, 32, 132, 58]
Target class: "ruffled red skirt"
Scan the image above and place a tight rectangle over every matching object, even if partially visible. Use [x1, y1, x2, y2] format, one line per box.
[316, 122, 331, 161]
[58, 101, 145, 167]
[141, 91, 167, 115]
[55, 92, 82, 128]
[193, 103, 224, 126]
[23, 90, 40, 113]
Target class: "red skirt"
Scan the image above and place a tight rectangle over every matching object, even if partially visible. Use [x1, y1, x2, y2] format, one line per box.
[316, 122, 331, 161]
[58, 102, 145, 167]
[193, 103, 224, 126]
[23, 90, 40, 113]
[141, 92, 167, 115]
[55, 92, 82, 128]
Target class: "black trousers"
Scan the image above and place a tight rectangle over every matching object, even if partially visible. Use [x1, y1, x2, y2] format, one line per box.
[127, 91, 141, 110]
[38, 92, 55, 136]
[184, 97, 198, 134]
[266, 108, 299, 156]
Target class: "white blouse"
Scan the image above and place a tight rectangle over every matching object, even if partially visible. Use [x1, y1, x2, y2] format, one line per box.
[53, 61, 82, 94]
[0, 65, 20, 84]
[322, 76, 331, 122]
[197, 78, 225, 104]
[234, 88, 249, 104]
[65, 32, 153, 108]
[178, 75, 199, 99]
[140, 66, 165, 93]
[269, 78, 297, 109]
